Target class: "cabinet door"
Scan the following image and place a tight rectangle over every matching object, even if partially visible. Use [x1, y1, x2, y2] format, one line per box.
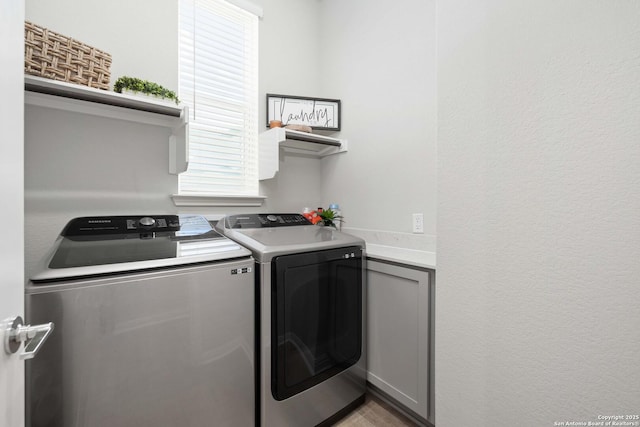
[366, 260, 430, 419]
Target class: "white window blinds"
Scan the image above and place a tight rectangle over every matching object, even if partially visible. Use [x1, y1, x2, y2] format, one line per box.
[179, 0, 259, 196]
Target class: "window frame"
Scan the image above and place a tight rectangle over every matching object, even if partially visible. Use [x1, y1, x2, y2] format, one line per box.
[174, 0, 263, 206]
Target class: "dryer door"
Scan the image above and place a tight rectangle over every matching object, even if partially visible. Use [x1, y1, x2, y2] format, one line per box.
[271, 246, 363, 401]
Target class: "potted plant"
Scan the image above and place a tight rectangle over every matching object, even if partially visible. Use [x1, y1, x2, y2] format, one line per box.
[113, 76, 180, 105]
[319, 209, 344, 228]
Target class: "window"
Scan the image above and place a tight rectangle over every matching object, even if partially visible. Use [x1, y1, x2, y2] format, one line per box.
[178, 0, 259, 196]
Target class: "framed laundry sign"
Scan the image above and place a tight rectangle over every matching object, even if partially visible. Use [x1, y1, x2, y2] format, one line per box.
[267, 94, 341, 131]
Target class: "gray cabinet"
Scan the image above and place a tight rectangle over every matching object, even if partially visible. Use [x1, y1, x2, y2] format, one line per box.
[366, 259, 434, 424]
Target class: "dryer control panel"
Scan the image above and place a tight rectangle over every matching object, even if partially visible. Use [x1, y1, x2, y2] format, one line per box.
[225, 214, 311, 229]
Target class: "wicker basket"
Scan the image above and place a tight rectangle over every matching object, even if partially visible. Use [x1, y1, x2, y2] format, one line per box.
[24, 21, 112, 90]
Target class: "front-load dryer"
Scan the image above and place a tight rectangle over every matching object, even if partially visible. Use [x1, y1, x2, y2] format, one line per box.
[216, 213, 366, 426]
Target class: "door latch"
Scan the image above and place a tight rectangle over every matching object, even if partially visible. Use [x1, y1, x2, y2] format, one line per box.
[3, 316, 54, 360]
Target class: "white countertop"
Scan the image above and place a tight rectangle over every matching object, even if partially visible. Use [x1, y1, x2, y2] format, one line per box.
[366, 244, 436, 270]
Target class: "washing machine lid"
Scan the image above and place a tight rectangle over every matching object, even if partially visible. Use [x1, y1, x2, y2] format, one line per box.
[31, 215, 252, 282]
[216, 214, 365, 262]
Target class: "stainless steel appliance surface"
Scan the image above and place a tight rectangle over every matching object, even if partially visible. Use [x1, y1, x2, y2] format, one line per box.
[216, 213, 367, 427]
[26, 215, 255, 427]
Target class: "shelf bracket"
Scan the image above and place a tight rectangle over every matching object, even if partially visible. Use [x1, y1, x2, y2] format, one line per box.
[169, 106, 190, 175]
[259, 128, 348, 180]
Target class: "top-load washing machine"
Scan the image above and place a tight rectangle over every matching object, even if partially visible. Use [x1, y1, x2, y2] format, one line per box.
[27, 215, 256, 427]
[216, 213, 366, 427]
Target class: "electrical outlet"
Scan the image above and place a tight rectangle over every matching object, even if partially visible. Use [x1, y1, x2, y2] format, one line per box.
[412, 213, 424, 234]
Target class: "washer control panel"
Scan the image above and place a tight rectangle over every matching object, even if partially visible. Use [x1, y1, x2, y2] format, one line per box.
[225, 214, 311, 229]
[61, 215, 202, 236]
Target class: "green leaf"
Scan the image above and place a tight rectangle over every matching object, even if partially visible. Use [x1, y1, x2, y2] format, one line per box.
[318, 209, 344, 228]
[113, 76, 180, 104]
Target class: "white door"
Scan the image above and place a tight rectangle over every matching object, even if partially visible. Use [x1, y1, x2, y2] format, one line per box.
[1, 0, 26, 425]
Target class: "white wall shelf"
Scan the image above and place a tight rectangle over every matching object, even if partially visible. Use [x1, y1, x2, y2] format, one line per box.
[24, 75, 189, 175]
[259, 127, 348, 180]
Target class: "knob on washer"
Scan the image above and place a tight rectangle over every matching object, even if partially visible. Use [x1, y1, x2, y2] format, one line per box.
[266, 215, 278, 222]
[138, 217, 156, 228]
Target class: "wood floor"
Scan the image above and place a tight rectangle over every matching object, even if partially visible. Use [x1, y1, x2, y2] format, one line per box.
[333, 395, 418, 426]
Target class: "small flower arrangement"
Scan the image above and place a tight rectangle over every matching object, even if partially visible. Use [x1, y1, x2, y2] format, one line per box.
[303, 208, 344, 228]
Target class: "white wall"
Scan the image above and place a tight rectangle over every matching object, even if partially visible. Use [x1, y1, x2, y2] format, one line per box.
[317, 0, 437, 237]
[437, 1, 640, 426]
[26, 0, 179, 91]
[24, 0, 438, 251]
[24, 0, 324, 278]
[24, 105, 180, 277]
[255, 0, 323, 212]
